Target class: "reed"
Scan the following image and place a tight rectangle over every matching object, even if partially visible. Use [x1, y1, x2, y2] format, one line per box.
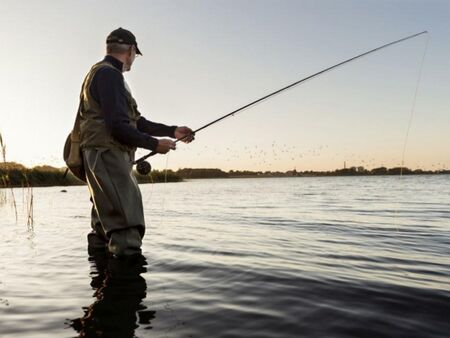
[0, 175, 6, 206]
[0, 132, 5, 163]
[3, 174, 18, 221]
[24, 174, 34, 229]
[0, 132, 18, 221]
[0, 132, 6, 205]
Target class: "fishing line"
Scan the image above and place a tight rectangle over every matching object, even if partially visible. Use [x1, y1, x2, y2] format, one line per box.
[400, 34, 430, 176]
[143, 160, 155, 208]
[164, 153, 170, 184]
[393, 33, 430, 236]
[156, 153, 170, 228]
[147, 158, 235, 310]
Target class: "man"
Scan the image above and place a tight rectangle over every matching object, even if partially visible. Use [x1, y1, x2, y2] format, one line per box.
[79, 28, 194, 257]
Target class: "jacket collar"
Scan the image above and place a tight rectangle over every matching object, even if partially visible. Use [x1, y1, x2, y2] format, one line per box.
[103, 55, 123, 72]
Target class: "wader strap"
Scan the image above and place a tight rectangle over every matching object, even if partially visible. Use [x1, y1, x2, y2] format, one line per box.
[71, 75, 88, 143]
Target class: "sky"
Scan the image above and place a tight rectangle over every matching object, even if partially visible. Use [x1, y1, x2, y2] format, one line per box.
[0, 0, 449, 172]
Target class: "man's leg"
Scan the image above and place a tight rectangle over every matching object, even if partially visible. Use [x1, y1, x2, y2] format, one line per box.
[108, 227, 142, 257]
[87, 203, 108, 254]
[83, 148, 145, 257]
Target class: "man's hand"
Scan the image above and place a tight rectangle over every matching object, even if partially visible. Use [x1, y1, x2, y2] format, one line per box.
[175, 126, 195, 143]
[155, 139, 176, 154]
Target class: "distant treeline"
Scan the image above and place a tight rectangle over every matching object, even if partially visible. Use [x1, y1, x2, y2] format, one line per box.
[177, 168, 229, 179]
[0, 162, 448, 188]
[295, 166, 450, 177]
[177, 166, 450, 178]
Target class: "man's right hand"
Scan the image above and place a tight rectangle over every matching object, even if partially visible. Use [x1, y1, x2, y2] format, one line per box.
[155, 139, 176, 154]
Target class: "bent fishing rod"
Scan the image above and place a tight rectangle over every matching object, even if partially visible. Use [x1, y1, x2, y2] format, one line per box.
[134, 30, 428, 175]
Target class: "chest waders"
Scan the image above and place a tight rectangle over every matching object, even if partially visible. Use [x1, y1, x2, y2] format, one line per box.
[80, 61, 145, 257]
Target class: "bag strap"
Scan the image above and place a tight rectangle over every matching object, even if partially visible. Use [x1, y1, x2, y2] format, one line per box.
[70, 102, 82, 142]
[72, 101, 82, 133]
[71, 78, 86, 142]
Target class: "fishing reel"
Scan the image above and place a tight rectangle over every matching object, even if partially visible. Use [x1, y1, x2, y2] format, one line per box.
[136, 160, 152, 175]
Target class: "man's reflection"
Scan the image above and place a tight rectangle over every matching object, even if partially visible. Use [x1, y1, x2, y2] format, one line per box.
[70, 253, 155, 337]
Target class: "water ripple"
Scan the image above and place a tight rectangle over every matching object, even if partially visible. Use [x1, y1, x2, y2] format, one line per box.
[1, 176, 449, 337]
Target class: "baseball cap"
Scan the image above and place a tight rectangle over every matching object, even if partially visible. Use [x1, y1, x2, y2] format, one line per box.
[106, 27, 142, 55]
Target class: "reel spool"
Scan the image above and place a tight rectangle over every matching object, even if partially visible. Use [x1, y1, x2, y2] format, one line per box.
[136, 160, 152, 175]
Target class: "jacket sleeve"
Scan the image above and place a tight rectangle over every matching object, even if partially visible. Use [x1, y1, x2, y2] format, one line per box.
[137, 115, 177, 138]
[93, 67, 159, 151]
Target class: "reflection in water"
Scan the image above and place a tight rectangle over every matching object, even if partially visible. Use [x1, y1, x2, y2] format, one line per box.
[69, 253, 155, 337]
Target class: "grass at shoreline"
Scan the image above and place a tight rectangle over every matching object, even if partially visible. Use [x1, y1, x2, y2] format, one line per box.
[0, 162, 82, 187]
[0, 162, 182, 188]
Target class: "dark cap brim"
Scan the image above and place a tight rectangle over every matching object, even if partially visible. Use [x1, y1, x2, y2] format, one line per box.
[135, 44, 142, 55]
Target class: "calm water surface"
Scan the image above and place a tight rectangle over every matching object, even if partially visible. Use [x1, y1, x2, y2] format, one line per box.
[0, 175, 449, 337]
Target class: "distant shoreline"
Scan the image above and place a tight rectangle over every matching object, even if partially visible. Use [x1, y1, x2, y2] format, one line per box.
[1, 162, 448, 188]
[175, 167, 450, 179]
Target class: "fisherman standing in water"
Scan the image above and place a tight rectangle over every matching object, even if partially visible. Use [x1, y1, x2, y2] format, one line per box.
[79, 28, 194, 257]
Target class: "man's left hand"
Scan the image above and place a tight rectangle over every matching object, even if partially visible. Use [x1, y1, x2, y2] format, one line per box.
[175, 126, 195, 143]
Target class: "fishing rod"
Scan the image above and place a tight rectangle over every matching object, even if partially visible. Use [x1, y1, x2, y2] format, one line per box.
[134, 30, 428, 175]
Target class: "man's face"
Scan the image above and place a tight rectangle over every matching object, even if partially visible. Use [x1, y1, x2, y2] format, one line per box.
[123, 45, 137, 72]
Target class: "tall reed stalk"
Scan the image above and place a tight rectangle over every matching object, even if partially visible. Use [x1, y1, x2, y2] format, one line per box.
[24, 174, 34, 229]
[0, 175, 6, 206]
[0, 132, 6, 206]
[25, 176, 34, 230]
[0, 132, 5, 163]
[0, 131, 18, 221]
[7, 175, 18, 221]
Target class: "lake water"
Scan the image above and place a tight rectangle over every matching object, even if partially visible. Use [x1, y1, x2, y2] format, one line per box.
[0, 175, 449, 338]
